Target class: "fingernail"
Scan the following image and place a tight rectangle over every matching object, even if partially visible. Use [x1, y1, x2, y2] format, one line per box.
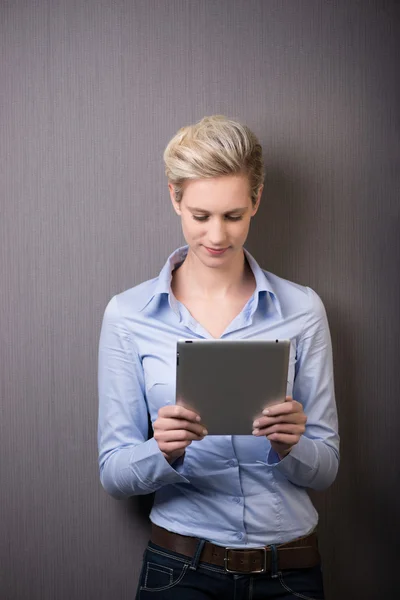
[253, 420, 259, 427]
[262, 409, 270, 415]
[196, 416, 201, 422]
[252, 428, 259, 435]
[202, 429, 208, 435]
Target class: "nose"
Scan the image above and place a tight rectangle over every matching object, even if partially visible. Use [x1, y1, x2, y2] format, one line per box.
[207, 217, 227, 246]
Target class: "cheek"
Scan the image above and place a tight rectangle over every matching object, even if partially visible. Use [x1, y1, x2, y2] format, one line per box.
[181, 216, 202, 240]
[234, 220, 251, 240]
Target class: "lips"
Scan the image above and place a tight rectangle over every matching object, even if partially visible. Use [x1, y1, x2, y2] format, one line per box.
[204, 246, 229, 256]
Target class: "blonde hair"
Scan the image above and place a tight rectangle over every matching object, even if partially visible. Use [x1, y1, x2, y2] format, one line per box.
[163, 115, 264, 205]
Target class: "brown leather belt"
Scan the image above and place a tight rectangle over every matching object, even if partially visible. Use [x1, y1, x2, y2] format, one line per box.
[151, 524, 320, 574]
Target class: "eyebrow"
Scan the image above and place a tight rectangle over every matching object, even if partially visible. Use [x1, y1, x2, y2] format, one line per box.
[187, 207, 248, 214]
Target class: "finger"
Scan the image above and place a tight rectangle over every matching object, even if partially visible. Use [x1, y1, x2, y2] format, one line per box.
[155, 418, 207, 436]
[253, 423, 305, 437]
[262, 399, 302, 417]
[253, 413, 307, 428]
[158, 404, 201, 422]
[160, 440, 193, 454]
[266, 432, 300, 444]
[154, 429, 206, 443]
[155, 427, 207, 442]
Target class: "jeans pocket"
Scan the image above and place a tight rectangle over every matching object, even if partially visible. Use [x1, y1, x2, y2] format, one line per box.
[139, 547, 189, 592]
[277, 567, 324, 600]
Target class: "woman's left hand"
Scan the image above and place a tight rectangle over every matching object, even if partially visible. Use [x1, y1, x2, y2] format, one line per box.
[252, 396, 307, 459]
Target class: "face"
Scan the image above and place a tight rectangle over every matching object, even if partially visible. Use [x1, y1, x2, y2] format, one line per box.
[169, 174, 262, 268]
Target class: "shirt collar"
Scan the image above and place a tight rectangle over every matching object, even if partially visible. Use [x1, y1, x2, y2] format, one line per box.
[138, 245, 282, 317]
[243, 247, 282, 318]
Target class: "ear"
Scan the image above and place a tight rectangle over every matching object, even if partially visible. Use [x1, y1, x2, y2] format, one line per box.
[169, 183, 181, 215]
[251, 185, 263, 217]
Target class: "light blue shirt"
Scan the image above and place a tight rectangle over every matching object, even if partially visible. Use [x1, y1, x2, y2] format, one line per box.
[98, 246, 339, 547]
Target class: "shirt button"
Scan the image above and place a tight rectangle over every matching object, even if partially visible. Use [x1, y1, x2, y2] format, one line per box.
[228, 460, 237, 467]
[236, 532, 244, 540]
[232, 497, 241, 504]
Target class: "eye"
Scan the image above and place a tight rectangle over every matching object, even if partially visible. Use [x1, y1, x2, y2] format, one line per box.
[225, 215, 243, 221]
[192, 214, 243, 222]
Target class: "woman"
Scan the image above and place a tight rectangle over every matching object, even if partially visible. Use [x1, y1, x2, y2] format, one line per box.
[98, 116, 339, 599]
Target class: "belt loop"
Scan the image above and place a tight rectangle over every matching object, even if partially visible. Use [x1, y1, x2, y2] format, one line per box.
[189, 538, 206, 571]
[269, 544, 278, 578]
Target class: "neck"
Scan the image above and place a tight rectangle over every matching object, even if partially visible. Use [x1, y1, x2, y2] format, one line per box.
[174, 247, 252, 299]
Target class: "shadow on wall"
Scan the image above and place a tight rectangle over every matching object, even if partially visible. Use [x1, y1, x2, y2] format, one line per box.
[310, 305, 398, 599]
[128, 492, 154, 522]
[309, 306, 357, 598]
[246, 158, 313, 281]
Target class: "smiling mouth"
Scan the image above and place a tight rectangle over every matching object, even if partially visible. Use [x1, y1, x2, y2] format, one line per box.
[204, 246, 229, 255]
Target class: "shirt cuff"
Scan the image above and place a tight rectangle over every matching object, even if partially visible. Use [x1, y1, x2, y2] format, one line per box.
[131, 437, 190, 489]
[264, 435, 318, 480]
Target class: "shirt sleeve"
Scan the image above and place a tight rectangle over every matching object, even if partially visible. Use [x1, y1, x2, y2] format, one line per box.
[265, 287, 340, 491]
[97, 295, 189, 499]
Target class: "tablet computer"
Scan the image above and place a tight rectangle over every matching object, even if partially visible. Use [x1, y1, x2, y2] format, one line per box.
[176, 339, 290, 435]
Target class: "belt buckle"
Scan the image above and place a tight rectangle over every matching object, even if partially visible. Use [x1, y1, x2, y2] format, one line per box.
[224, 547, 267, 574]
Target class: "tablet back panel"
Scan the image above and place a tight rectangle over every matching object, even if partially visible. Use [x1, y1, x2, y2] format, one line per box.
[176, 339, 290, 435]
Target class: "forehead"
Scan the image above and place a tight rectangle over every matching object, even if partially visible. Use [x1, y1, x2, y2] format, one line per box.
[181, 174, 251, 212]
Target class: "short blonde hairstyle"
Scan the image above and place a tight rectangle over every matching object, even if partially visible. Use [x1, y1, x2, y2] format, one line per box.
[163, 115, 264, 205]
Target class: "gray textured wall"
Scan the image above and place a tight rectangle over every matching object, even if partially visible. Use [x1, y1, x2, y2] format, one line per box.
[1, 1, 399, 599]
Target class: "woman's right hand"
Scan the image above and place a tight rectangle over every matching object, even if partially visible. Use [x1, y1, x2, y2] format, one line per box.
[153, 405, 208, 463]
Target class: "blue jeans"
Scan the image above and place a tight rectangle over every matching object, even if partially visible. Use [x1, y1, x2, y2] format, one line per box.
[135, 541, 325, 599]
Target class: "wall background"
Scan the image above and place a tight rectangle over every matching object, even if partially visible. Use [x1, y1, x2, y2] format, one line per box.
[1, 1, 399, 598]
